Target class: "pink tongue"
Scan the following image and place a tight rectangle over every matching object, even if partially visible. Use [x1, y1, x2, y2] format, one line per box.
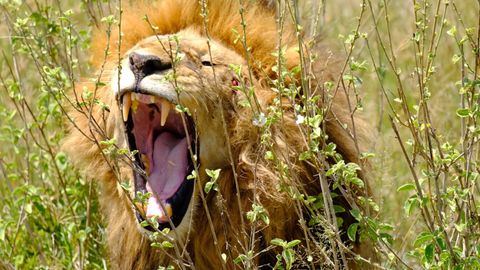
[145, 133, 188, 218]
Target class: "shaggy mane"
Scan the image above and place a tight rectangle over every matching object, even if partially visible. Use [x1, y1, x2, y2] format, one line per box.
[63, 0, 374, 268]
[91, 0, 295, 76]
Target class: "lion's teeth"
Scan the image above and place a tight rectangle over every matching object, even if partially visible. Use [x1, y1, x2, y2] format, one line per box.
[160, 99, 170, 126]
[132, 99, 138, 113]
[141, 154, 150, 176]
[165, 203, 172, 218]
[122, 93, 131, 122]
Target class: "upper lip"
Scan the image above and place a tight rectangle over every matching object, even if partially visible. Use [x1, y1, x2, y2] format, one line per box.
[118, 77, 178, 103]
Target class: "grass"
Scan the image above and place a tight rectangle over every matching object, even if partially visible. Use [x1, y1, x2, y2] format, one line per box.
[0, 0, 479, 269]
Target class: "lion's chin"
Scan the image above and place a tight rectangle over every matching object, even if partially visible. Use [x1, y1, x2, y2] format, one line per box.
[122, 92, 197, 233]
[134, 194, 197, 238]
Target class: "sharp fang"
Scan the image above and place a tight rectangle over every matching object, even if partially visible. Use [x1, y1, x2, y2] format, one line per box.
[122, 93, 131, 122]
[132, 99, 139, 113]
[141, 154, 150, 176]
[165, 203, 173, 218]
[160, 99, 170, 126]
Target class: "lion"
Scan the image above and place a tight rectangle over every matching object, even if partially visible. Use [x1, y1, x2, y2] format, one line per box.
[63, 0, 374, 269]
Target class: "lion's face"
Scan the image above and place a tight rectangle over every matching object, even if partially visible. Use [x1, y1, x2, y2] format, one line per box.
[111, 29, 248, 235]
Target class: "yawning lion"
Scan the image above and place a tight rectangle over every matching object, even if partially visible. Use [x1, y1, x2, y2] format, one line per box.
[63, 0, 374, 269]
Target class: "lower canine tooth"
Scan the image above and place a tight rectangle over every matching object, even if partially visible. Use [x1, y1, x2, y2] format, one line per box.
[122, 93, 131, 122]
[165, 204, 172, 218]
[160, 99, 171, 126]
[132, 99, 138, 113]
[141, 154, 150, 176]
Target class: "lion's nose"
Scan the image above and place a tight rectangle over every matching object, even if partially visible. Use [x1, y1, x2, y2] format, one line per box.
[129, 52, 172, 81]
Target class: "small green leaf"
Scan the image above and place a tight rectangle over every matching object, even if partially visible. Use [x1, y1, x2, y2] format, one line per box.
[204, 181, 215, 193]
[161, 241, 174, 249]
[282, 248, 295, 269]
[456, 108, 470, 118]
[0, 225, 6, 242]
[349, 177, 364, 187]
[286, 239, 301, 248]
[414, 232, 433, 247]
[425, 243, 434, 263]
[120, 181, 131, 191]
[350, 208, 361, 221]
[347, 223, 359, 242]
[205, 168, 221, 181]
[333, 205, 346, 213]
[271, 238, 286, 247]
[397, 183, 416, 192]
[404, 197, 420, 215]
[233, 254, 247, 265]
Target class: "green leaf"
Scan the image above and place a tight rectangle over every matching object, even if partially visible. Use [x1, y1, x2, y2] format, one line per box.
[0, 225, 5, 242]
[333, 205, 346, 213]
[233, 254, 247, 265]
[161, 241, 174, 249]
[425, 243, 434, 263]
[347, 223, 359, 242]
[379, 233, 393, 245]
[271, 238, 286, 247]
[350, 208, 361, 221]
[187, 170, 197, 180]
[286, 239, 301, 248]
[349, 177, 364, 187]
[456, 108, 470, 118]
[205, 168, 221, 181]
[404, 197, 420, 216]
[414, 232, 433, 247]
[282, 248, 295, 269]
[397, 183, 416, 192]
[120, 181, 131, 191]
[204, 181, 215, 194]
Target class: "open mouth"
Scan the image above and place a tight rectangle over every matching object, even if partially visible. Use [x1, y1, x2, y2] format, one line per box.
[121, 92, 195, 231]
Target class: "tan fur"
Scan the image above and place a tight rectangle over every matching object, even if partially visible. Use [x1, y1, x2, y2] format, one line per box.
[63, 0, 373, 269]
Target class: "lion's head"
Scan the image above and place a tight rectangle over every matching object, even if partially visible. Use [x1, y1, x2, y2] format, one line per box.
[63, 0, 372, 269]
[113, 29, 262, 234]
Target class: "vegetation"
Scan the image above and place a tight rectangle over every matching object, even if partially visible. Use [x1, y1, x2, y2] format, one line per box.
[0, 0, 478, 269]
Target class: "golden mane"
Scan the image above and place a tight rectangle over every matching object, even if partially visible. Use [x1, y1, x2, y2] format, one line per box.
[63, 0, 374, 269]
[90, 0, 365, 166]
[91, 0, 295, 76]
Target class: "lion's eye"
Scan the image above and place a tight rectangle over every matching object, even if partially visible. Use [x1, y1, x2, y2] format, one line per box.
[201, 60, 214, 67]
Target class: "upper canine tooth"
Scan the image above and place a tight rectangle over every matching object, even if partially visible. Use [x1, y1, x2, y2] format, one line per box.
[122, 93, 131, 122]
[160, 99, 171, 126]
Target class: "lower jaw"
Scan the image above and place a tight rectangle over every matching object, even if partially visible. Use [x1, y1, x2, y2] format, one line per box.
[133, 171, 195, 232]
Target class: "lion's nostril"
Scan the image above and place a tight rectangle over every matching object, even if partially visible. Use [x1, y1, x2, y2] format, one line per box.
[129, 52, 172, 82]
